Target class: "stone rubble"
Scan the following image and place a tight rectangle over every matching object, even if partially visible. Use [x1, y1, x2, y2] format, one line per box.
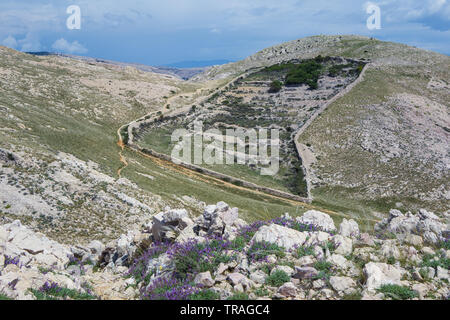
[0, 202, 448, 300]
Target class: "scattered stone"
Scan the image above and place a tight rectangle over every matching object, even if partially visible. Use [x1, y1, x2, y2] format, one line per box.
[249, 270, 266, 284]
[194, 271, 215, 288]
[278, 282, 297, 297]
[436, 266, 449, 280]
[355, 233, 375, 247]
[296, 255, 315, 267]
[227, 272, 247, 286]
[402, 234, 423, 247]
[152, 209, 190, 242]
[375, 209, 446, 244]
[329, 276, 357, 295]
[412, 283, 429, 299]
[271, 265, 294, 277]
[293, 267, 319, 279]
[327, 254, 348, 269]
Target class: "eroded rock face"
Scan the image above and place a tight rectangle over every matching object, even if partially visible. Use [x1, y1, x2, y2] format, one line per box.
[251, 224, 307, 250]
[297, 210, 336, 232]
[194, 271, 215, 288]
[293, 267, 319, 279]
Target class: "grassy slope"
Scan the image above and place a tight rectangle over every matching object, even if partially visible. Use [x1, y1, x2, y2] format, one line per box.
[297, 39, 450, 216]
[0, 46, 322, 242]
[2, 36, 446, 243]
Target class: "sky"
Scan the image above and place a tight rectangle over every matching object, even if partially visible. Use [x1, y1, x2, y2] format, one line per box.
[0, 0, 449, 66]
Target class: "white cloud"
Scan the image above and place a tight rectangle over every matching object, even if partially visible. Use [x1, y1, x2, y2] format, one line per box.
[51, 38, 88, 54]
[18, 33, 41, 52]
[2, 35, 18, 49]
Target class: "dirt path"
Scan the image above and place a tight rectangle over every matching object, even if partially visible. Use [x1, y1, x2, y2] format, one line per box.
[116, 136, 128, 178]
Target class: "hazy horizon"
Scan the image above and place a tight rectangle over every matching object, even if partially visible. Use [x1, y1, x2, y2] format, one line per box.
[1, 1, 449, 66]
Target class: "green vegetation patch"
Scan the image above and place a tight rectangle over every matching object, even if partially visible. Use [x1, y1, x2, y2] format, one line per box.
[265, 270, 290, 287]
[377, 284, 418, 300]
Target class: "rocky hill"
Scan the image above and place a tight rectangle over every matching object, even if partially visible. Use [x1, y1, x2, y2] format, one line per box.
[0, 45, 316, 246]
[191, 35, 450, 216]
[1, 201, 448, 300]
[0, 35, 449, 300]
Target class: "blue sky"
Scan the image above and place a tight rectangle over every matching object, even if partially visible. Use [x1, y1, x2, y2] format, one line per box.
[0, 0, 449, 66]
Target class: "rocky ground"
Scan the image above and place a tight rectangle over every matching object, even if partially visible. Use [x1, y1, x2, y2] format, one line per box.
[1, 201, 448, 300]
[0, 147, 164, 244]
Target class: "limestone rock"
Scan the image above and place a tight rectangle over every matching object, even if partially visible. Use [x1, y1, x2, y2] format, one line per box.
[251, 224, 307, 250]
[363, 262, 404, 291]
[297, 210, 336, 232]
[339, 219, 360, 238]
[293, 266, 319, 279]
[152, 209, 190, 242]
[333, 235, 353, 255]
[329, 276, 357, 295]
[277, 282, 297, 297]
[194, 271, 215, 288]
[270, 266, 294, 277]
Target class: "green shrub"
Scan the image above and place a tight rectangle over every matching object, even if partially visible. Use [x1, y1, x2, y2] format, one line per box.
[30, 282, 97, 300]
[387, 256, 396, 265]
[189, 289, 220, 300]
[231, 236, 247, 251]
[172, 240, 233, 279]
[0, 293, 12, 300]
[247, 241, 285, 262]
[313, 260, 333, 280]
[120, 126, 129, 145]
[420, 253, 449, 270]
[321, 241, 336, 254]
[342, 291, 362, 300]
[265, 270, 290, 287]
[295, 246, 315, 258]
[227, 292, 249, 300]
[269, 80, 283, 93]
[439, 240, 450, 250]
[254, 286, 270, 297]
[285, 60, 322, 89]
[377, 284, 418, 300]
[314, 260, 332, 271]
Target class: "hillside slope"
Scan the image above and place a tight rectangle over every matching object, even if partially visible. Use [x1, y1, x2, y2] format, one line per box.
[194, 35, 449, 216]
[0, 46, 320, 244]
[0, 35, 448, 245]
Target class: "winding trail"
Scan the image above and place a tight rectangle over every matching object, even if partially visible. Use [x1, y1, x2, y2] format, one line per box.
[116, 136, 128, 178]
